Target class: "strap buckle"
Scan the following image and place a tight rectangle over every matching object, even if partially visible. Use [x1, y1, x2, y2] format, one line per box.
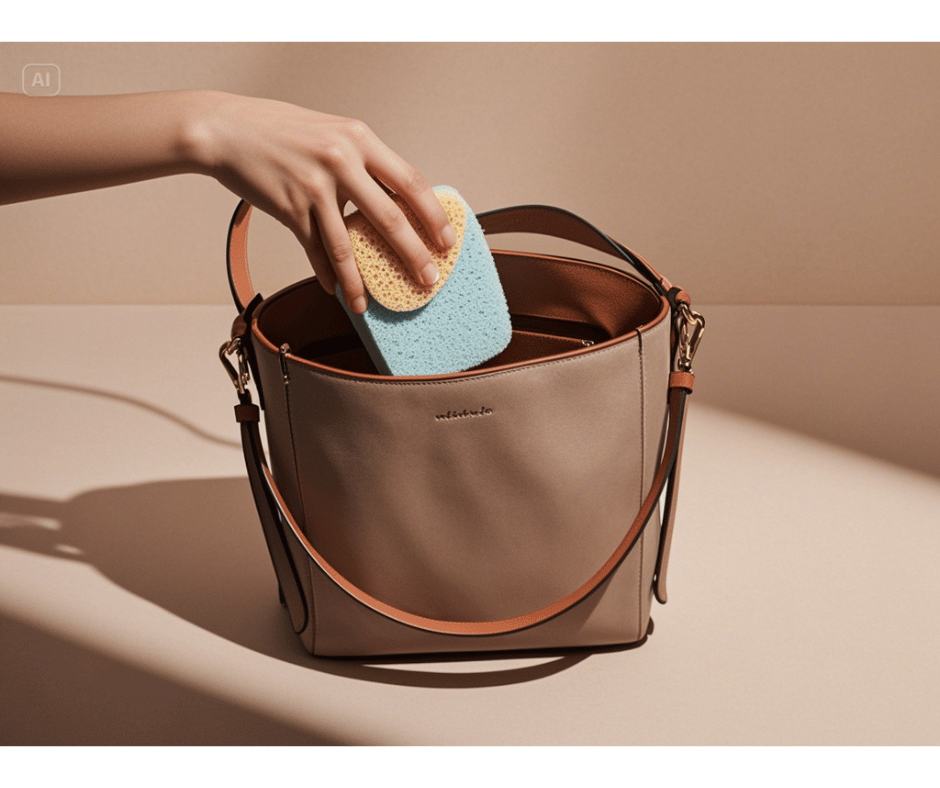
[219, 337, 250, 395]
[675, 302, 705, 372]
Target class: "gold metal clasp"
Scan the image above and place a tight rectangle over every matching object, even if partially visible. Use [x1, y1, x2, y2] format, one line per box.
[219, 337, 250, 395]
[676, 302, 705, 372]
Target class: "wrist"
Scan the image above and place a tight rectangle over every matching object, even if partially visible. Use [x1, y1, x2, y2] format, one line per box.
[177, 89, 228, 176]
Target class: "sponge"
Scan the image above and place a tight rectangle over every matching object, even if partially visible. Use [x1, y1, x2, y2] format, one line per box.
[337, 186, 511, 376]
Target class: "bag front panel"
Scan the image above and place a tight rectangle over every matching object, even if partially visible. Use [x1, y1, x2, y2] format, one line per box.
[286, 336, 644, 618]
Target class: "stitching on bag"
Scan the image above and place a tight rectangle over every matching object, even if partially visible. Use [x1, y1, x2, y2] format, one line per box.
[308, 558, 318, 654]
[281, 365, 318, 650]
[305, 516, 317, 653]
[636, 328, 646, 639]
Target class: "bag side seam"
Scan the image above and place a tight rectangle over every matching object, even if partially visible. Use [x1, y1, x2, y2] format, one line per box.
[636, 327, 646, 640]
[281, 369, 318, 653]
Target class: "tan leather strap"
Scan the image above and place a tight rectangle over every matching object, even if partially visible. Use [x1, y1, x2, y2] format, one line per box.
[236, 400, 308, 633]
[477, 204, 673, 296]
[226, 200, 255, 312]
[653, 373, 694, 604]
[654, 412, 686, 605]
[235, 375, 691, 637]
[225, 200, 671, 313]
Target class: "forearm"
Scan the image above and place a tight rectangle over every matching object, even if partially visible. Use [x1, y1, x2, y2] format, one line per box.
[0, 89, 454, 312]
[0, 90, 214, 204]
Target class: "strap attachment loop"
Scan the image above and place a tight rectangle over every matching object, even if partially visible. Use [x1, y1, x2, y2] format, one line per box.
[675, 302, 705, 373]
[219, 337, 250, 395]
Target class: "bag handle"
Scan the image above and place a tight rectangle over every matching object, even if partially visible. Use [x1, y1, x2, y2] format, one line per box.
[477, 204, 675, 297]
[226, 199, 676, 313]
[230, 371, 693, 637]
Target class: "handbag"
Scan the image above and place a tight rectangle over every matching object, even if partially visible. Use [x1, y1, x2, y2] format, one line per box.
[220, 198, 704, 659]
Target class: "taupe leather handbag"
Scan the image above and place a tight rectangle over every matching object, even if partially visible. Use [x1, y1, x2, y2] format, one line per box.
[220, 199, 704, 658]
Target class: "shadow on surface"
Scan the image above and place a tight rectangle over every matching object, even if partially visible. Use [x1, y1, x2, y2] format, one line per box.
[310, 634, 650, 689]
[0, 615, 338, 746]
[0, 475, 607, 690]
[0, 472, 604, 744]
[0, 477, 312, 667]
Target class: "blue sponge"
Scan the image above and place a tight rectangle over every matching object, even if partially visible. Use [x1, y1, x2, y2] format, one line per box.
[337, 187, 511, 376]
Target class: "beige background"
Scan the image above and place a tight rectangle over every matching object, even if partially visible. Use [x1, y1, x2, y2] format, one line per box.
[2, 42, 939, 306]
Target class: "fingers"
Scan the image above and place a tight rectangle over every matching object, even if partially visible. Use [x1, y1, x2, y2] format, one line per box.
[373, 158, 457, 252]
[310, 198, 370, 313]
[290, 117, 459, 316]
[348, 122, 458, 273]
[302, 224, 337, 297]
[362, 131, 458, 252]
[347, 176, 443, 291]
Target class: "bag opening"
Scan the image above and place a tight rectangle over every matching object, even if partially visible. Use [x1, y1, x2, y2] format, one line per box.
[252, 252, 668, 376]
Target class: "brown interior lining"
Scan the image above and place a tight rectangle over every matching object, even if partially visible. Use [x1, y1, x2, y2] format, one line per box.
[254, 252, 667, 375]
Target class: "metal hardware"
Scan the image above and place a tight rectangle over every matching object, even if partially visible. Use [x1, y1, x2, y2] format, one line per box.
[278, 343, 291, 385]
[675, 302, 705, 372]
[220, 337, 250, 395]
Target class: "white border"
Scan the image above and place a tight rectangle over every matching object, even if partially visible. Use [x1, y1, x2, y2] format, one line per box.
[4, 2, 940, 42]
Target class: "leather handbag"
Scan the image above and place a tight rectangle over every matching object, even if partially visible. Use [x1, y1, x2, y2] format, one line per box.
[220, 199, 704, 659]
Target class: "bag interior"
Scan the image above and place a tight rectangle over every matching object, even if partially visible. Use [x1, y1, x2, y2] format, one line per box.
[253, 251, 668, 376]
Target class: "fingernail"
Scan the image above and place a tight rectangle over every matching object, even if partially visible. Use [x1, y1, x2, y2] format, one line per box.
[420, 262, 439, 286]
[351, 295, 368, 314]
[441, 224, 457, 248]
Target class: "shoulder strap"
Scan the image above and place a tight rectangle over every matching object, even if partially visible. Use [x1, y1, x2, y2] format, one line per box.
[476, 204, 674, 296]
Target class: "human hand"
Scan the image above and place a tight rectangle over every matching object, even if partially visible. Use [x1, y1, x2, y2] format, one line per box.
[187, 92, 457, 313]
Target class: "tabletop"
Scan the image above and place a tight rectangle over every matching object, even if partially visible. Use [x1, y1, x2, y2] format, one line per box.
[2, 305, 938, 746]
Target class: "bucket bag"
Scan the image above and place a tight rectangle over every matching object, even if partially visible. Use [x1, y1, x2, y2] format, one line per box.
[220, 199, 704, 658]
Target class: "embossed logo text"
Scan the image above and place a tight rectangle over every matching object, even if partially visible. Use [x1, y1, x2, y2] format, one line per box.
[435, 406, 493, 422]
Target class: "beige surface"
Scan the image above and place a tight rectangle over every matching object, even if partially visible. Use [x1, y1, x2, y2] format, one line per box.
[691, 305, 940, 478]
[2, 42, 940, 306]
[2, 305, 938, 745]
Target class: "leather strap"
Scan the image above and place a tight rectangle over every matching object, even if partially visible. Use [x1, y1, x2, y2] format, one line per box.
[226, 200, 255, 313]
[235, 394, 308, 633]
[234, 373, 692, 636]
[477, 204, 673, 296]
[653, 371, 695, 603]
[226, 200, 672, 313]
[654, 405, 687, 605]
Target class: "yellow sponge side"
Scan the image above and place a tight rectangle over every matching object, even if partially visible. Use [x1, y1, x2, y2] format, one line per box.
[345, 188, 466, 312]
